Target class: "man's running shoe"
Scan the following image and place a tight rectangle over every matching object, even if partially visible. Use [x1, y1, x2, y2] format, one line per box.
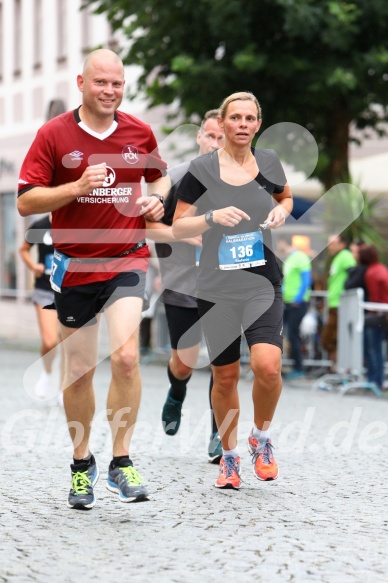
[161, 388, 183, 435]
[34, 370, 53, 400]
[106, 459, 149, 502]
[67, 455, 99, 510]
[248, 433, 279, 481]
[208, 432, 222, 464]
[214, 456, 241, 489]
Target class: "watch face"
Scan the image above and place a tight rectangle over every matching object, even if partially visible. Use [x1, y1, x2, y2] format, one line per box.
[152, 194, 164, 205]
[206, 211, 213, 226]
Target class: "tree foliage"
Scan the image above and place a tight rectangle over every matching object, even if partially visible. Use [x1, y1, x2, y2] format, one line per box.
[82, 0, 388, 189]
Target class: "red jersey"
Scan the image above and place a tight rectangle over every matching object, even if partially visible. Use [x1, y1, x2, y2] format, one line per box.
[18, 108, 167, 286]
[365, 263, 388, 304]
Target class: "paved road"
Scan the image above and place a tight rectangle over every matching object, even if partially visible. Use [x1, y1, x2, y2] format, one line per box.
[0, 342, 387, 582]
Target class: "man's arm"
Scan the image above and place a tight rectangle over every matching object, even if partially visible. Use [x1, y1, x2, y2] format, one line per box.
[17, 163, 108, 217]
[147, 173, 171, 200]
[137, 174, 172, 222]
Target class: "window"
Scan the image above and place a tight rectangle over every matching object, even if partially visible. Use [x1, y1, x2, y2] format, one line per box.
[14, 0, 22, 76]
[33, 0, 42, 69]
[0, 193, 17, 295]
[0, 2, 3, 82]
[81, 6, 91, 55]
[57, 0, 67, 63]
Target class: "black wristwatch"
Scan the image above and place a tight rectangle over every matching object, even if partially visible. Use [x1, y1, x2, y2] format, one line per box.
[149, 193, 165, 207]
[205, 210, 214, 227]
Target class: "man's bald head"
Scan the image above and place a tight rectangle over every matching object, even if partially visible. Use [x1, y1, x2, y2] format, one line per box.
[82, 49, 124, 77]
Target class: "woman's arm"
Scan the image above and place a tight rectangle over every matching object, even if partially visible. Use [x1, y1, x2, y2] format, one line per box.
[264, 183, 293, 229]
[172, 200, 251, 238]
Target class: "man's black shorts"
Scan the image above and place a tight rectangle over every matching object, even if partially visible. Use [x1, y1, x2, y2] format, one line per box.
[54, 271, 146, 328]
[164, 304, 202, 349]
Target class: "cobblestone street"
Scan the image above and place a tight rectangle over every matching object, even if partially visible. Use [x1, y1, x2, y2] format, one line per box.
[1, 343, 387, 582]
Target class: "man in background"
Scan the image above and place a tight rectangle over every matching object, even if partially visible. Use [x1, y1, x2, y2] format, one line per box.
[321, 234, 356, 369]
[146, 110, 225, 463]
[277, 236, 312, 380]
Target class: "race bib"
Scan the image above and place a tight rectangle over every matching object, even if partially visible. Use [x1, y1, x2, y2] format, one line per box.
[44, 253, 54, 275]
[218, 230, 266, 271]
[50, 250, 70, 293]
[195, 246, 202, 267]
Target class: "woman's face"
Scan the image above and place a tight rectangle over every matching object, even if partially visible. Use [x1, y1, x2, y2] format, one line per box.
[220, 100, 262, 147]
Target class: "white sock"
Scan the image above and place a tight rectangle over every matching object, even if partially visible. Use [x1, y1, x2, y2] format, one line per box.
[222, 447, 239, 459]
[252, 424, 270, 442]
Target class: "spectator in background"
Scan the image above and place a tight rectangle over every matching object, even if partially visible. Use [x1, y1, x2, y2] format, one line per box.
[19, 213, 63, 405]
[321, 234, 356, 369]
[358, 244, 388, 390]
[277, 236, 312, 380]
[345, 239, 367, 297]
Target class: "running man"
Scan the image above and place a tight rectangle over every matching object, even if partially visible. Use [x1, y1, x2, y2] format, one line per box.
[147, 110, 225, 463]
[17, 49, 169, 509]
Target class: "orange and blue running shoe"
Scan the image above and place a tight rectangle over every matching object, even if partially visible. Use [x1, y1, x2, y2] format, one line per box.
[248, 433, 278, 481]
[214, 455, 241, 489]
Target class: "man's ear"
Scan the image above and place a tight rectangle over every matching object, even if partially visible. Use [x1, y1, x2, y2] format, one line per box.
[77, 74, 84, 92]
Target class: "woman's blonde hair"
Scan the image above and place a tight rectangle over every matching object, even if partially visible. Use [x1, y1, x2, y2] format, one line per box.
[219, 92, 262, 120]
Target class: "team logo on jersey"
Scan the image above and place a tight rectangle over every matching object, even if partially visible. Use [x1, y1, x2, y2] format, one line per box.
[122, 145, 139, 165]
[103, 166, 116, 186]
[69, 150, 84, 161]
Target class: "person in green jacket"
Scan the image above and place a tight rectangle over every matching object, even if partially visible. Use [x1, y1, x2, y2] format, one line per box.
[277, 236, 312, 380]
[321, 234, 356, 368]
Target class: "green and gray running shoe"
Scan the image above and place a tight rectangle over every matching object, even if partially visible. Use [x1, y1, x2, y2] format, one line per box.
[67, 455, 99, 510]
[161, 388, 183, 435]
[208, 432, 222, 464]
[106, 459, 149, 503]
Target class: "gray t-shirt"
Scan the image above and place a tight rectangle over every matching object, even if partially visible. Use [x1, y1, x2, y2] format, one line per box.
[156, 160, 200, 308]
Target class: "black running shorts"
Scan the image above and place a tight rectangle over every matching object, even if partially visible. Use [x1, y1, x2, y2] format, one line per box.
[54, 271, 146, 328]
[164, 303, 202, 349]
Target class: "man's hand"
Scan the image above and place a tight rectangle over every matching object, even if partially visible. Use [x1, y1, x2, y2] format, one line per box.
[137, 196, 165, 221]
[72, 163, 107, 197]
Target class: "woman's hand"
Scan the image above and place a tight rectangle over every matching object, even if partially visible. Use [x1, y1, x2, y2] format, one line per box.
[262, 204, 289, 229]
[213, 206, 251, 228]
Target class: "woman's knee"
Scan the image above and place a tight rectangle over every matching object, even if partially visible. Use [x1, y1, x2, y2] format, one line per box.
[251, 358, 281, 383]
[213, 365, 240, 394]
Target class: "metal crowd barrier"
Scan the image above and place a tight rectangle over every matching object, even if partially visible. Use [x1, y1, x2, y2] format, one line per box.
[312, 289, 388, 396]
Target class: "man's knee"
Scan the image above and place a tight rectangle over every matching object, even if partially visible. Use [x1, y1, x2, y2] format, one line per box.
[111, 346, 139, 379]
[65, 361, 95, 389]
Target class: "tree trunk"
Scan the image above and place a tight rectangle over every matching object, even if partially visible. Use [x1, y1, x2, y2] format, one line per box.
[321, 99, 352, 191]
